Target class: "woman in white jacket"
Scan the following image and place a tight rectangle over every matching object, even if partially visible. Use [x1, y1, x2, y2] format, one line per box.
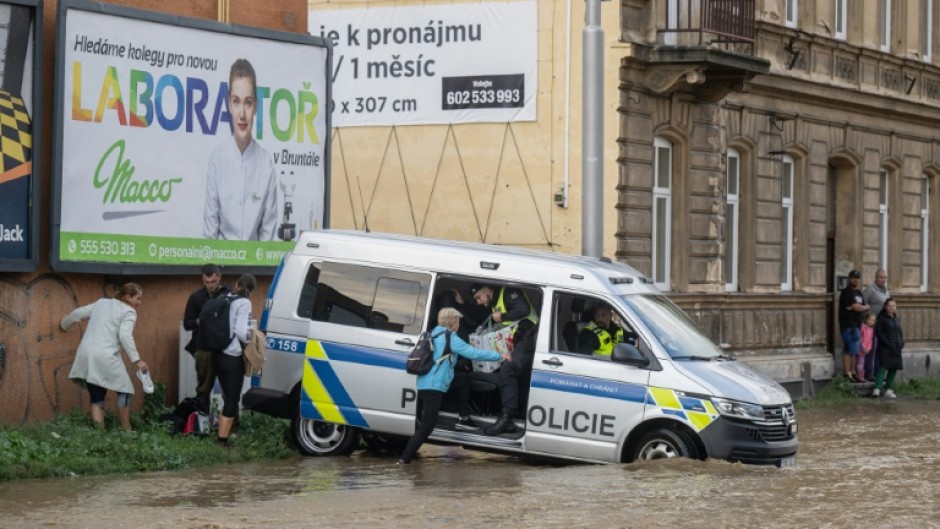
[60, 283, 149, 430]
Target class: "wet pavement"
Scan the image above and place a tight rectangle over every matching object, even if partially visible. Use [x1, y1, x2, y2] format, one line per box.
[3, 399, 940, 529]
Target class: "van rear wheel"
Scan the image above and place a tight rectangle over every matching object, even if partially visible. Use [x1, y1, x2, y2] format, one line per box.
[632, 428, 691, 461]
[291, 415, 360, 456]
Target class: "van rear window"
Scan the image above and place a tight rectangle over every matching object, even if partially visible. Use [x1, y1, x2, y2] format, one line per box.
[308, 262, 430, 335]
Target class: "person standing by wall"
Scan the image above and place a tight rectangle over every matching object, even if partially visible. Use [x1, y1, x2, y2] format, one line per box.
[182, 264, 229, 410]
[60, 283, 150, 431]
[838, 270, 869, 383]
[212, 273, 256, 446]
[862, 269, 889, 380]
[872, 298, 903, 399]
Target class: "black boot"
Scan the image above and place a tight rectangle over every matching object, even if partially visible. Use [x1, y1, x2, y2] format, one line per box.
[484, 412, 518, 435]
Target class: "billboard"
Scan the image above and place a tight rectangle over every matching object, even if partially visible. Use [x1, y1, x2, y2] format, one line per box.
[0, 0, 41, 271]
[310, 1, 537, 127]
[52, 0, 332, 273]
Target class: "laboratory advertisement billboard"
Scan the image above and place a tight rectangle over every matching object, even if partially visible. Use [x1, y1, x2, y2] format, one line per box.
[310, 1, 537, 127]
[52, 0, 331, 272]
[0, 0, 41, 272]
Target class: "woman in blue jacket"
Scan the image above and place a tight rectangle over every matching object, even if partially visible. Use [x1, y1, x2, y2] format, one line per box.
[399, 307, 509, 464]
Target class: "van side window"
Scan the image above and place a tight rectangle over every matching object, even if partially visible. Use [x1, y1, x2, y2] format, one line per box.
[311, 262, 430, 334]
[296, 263, 321, 319]
[553, 292, 641, 356]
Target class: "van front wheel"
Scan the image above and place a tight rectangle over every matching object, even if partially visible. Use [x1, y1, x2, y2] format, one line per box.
[291, 416, 361, 456]
[632, 428, 691, 461]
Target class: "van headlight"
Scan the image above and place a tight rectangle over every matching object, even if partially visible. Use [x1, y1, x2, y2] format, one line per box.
[711, 398, 765, 421]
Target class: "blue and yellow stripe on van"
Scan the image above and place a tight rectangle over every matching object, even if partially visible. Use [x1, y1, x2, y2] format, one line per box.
[299, 340, 371, 428]
[646, 387, 719, 432]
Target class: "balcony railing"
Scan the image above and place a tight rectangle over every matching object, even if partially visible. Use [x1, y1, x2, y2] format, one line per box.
[657, 0, 756, 55]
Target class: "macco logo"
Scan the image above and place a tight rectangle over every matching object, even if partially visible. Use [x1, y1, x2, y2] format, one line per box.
[0, 224, 24, 242]
[93, 139, 182, 204]
[250, 191, 262, 202]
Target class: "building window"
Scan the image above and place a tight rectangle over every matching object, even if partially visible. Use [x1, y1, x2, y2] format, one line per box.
[781, 155, 794, 291]
[786, 0, 798, 28]
[922, 177, 930, 292]
[880, 0, 891, 51]
[834, 0, 847, 40]
[879, 170, 889, 271]
[653, 137, 673, 290]
[724, 149, 740, 291]
[926, 0, 934, 62]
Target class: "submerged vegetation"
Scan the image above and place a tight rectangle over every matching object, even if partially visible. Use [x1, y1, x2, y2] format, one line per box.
[0, 385, 297, 481]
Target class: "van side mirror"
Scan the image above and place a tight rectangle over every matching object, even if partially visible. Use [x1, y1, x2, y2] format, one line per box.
[611, 343, 650, 368]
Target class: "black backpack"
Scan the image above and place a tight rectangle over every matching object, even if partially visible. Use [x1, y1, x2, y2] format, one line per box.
[198, 294, 239, 351]
[406, 331, 451, 375]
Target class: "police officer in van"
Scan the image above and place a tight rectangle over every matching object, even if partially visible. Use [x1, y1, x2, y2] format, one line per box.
[471, 285, 539, 435]
[577, 304, 637, 357]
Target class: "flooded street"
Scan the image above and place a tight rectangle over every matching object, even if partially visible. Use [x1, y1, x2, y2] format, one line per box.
[4, 399, 940, 529]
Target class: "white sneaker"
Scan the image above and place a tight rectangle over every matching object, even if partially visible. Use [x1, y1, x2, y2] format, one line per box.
[871, 388, 880, 398]
[136, 369, 154, 394]
[883, 389, 897, 399]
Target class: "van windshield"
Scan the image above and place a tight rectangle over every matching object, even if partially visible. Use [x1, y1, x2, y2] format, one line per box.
[619, 294, 722, 360]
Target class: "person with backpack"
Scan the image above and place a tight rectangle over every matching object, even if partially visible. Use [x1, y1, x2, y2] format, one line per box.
[182, 264, 229, 410]
[398, 307, 509, 465]
[205, 273, 256, 446]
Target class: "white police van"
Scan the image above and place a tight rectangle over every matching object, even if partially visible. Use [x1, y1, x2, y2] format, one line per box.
[243, 230, 798, 466]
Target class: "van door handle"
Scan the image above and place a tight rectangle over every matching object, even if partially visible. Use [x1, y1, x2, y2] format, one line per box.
[395, 339, 415, 346]
[542, 357, 563, 367]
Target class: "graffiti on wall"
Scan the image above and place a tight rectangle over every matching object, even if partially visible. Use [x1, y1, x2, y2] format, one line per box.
[0, 274, 86, 424]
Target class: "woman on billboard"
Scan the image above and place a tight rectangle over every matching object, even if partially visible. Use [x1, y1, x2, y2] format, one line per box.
[203, 58, 278, 241]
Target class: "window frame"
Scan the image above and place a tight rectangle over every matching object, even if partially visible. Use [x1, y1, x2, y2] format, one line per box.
[834, 0, 847, 40]
[880, 0, 891, 52]
[785, 0, 798, 28]
[922, 177, 930, 292]
[725, 148, 741, 292]
[653, 137, 673, 291]
[879, 170, 889, 272]
[926, 0, 934, 62]
[780, 155, 795, 291]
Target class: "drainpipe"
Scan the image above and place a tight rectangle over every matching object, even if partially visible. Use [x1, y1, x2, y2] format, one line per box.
[582, 0, 604, 258]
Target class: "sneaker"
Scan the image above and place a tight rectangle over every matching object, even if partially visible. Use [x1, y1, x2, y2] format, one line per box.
[883, 389, 897, 399]
[871, 388, 881, 398]
[136, 369, 154, 394]
[455, 417, 481, 431]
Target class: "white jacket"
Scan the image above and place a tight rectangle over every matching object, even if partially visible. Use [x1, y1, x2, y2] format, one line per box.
[61, 298, 141, 394]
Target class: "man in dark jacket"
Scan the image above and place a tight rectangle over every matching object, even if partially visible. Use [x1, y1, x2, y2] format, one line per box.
[182, 264, 229, 409]
[470, 285, 540, 435]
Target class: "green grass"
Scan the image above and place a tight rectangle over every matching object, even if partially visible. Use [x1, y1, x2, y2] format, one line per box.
[0, 384, 298, 481]
[795, 375, 940, 410]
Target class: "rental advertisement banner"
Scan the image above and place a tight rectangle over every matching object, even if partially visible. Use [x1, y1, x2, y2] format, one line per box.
[54, 3, 330, 269]
[310, 1, 537, 127]
[0, 0, 39, 270]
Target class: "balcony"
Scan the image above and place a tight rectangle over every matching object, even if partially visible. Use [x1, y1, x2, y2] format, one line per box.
[623, 0, 769, 102]
[657, 0, 757, 55]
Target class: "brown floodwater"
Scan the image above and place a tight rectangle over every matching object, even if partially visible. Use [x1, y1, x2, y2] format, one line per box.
[3, 399, 940, 529]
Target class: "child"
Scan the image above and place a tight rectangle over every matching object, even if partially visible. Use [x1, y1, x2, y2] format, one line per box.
[858, 313, 875, 382]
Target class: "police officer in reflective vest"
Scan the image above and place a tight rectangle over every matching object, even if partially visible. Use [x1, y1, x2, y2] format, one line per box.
[578, 304, 635, 356]
[470, 285, 539, 435]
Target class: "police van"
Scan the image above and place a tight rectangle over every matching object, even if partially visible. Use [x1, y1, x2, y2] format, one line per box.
[243, 230, 798, 466]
